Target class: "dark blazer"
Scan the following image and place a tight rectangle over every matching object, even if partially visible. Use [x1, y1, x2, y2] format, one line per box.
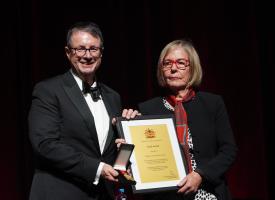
[138, 91, 237, 200]
[28, 71, 122, 200]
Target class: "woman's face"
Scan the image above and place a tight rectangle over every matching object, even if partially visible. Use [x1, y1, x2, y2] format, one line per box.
[162, 47, 191, 90]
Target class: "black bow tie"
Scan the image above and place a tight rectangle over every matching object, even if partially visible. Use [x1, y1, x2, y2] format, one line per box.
[82, 82, 101, 102]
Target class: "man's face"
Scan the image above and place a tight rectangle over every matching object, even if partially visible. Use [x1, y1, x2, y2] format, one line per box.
[65, 31, 102, 78]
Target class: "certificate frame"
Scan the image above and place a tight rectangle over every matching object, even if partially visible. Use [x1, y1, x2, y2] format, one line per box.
[116, 115, 187, 194]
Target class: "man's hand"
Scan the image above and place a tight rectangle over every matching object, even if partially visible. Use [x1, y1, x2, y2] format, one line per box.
[177, 171, 202, 194]
[115, 138, 126, 148]
[101, 163, 119, 182]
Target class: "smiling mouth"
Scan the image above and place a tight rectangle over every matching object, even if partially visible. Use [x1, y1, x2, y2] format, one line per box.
[80, 61, 95, 65]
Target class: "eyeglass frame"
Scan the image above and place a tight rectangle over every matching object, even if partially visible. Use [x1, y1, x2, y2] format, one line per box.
[69, 46, 103, 57]
[162, 58, 190, 70]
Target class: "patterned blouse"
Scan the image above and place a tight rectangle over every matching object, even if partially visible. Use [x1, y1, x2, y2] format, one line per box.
[163, 98, 217, 200]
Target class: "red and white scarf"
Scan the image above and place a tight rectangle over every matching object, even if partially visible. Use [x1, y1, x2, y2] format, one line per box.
[165, 89, 195, 172]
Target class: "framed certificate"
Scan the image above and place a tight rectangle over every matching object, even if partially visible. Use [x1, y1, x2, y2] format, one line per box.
[116, 115, 187, 194]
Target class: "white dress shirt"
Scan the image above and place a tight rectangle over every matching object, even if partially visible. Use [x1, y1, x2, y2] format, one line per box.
[71, 71, 110, 185]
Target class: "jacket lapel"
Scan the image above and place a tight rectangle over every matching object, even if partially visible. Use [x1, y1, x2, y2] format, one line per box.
[61, 71, 101, 155]
[100, 84, 120, 154]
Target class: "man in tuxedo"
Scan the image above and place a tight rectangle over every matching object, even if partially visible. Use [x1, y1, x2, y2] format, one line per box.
[28, 21, 137, 200]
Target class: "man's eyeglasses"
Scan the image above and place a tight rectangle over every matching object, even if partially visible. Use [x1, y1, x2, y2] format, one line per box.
[70, 46, 102, 57]
[162, 59, 190, 70]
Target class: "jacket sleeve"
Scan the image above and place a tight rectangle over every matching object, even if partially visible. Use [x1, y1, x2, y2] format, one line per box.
[196, 96, 237, 186]
[28, 82, 100, 184]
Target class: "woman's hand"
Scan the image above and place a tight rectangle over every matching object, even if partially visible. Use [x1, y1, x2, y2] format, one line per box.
[122, 108, 141, 119]
[177, 171, 202, 194]
[112, 109, 141, 125]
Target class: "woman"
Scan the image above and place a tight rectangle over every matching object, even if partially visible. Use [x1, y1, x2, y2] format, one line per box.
[137, 39, 237, 200]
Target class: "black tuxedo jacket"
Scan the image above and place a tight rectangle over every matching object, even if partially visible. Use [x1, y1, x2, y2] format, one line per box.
[28, 71, 122, 200]
[138, 91, 237, 200]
